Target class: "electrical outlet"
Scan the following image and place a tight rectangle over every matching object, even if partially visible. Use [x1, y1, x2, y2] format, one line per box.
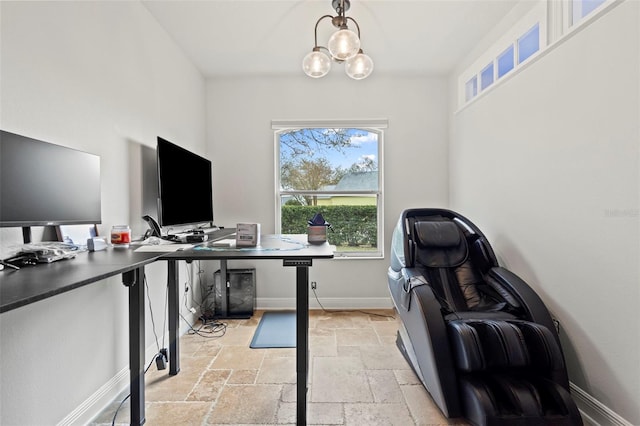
[311, 281, 317, 290]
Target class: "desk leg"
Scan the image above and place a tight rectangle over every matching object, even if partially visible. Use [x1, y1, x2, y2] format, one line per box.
[219, 259, 228, 317]
[296, 265, 309, 426]
[167, 260, 180, 376]
[125, 267, 145, 426]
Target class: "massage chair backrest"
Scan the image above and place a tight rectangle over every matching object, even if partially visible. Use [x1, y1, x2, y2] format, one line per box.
[402, 210, 498, 267]
[410, 218, 500, 311]
[413, 220, 468, 268]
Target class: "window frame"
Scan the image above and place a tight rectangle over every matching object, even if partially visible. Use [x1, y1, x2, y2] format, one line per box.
[272, 119, 387, 259]
[457, 0, 623, 110]
[563, 0, 619, 33]
[457, 1, 547, 108]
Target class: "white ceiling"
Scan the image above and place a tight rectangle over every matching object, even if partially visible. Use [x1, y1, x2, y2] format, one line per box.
[142, 0, 519, 78]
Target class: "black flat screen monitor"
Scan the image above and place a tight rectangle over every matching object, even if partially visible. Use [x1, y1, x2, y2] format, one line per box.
[0, 130, 102, 233]
[156, 137, 214, 228]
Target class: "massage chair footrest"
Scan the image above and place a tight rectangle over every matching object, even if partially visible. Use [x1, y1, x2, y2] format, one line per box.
[459, 375, 582, 426]
[447, 319, 564, 373]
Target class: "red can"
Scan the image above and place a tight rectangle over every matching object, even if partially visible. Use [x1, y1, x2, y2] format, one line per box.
[111, 225, 131, 248]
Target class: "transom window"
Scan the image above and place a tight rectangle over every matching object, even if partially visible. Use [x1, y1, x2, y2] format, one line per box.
[273, 120, 386, 258]
[458, 0, 620, 109]
[571, 0, 607, 25]
[462, 21, 543, 104]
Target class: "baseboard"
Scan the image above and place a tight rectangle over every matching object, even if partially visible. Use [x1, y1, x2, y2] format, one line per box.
[57, 368, 129, 426]
[58, 317, 197, 426]
[570, 382, 632, 426]
[256, 297, 393, 310]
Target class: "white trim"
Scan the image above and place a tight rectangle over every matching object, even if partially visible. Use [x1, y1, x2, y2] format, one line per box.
[272, 118, 389, 129]
[57, 368, 129, 426]
[548, 0, 565, 44]
[256, 297, 393, 310]
[58, 318, 196, 425]
[570, 382, 634, 426]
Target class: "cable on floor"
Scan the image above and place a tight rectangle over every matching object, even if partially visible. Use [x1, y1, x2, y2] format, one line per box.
[180, 312, 227, 338]
[110, 354, 158, 426]
[311, 286, 395, 319]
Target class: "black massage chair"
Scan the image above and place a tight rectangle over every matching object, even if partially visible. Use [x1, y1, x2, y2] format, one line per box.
[387, 208, 582, 425]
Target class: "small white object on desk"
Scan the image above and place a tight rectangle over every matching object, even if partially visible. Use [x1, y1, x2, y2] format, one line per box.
[236, 223, 261, 247]
[87, 237, 108, 252]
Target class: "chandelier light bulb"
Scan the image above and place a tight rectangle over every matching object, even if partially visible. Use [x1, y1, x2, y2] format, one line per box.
[327, 28, 360, 61]
[302, 50, 331, 78]
[345, 51, 373, 80]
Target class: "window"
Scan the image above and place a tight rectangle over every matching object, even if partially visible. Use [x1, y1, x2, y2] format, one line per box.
[273, 120, 385, 258]
[457, 1, 547, 108]
[465, 76, 478, 102]
[480, 63, 495, 91]
[458, 0, 619, 108]
[517, 24, 540, 64]
[571, 0, 607, 24]
[497, 45, 515, 78]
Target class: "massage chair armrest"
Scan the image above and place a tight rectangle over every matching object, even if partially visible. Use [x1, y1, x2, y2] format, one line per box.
[401, 268, 428, 290]
[488, 267, 558, 340]
[398, 268, 451, 357]
[399, 273, 462, 416]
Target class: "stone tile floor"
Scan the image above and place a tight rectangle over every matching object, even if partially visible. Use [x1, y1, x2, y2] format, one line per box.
[91, 309, 468, 425]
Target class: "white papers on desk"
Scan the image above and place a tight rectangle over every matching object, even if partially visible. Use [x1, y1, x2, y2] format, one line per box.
[210, 239, 236, 248]
[134, 244, 194, 252]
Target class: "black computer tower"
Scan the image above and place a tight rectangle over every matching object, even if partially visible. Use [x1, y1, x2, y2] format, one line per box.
[209, 268, 255, 319]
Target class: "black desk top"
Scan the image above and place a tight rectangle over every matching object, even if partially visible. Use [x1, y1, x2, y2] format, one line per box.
[0, 248, 162, 314]
[0, 234, 334, 314]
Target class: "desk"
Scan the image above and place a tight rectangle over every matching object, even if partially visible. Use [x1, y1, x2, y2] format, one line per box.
[162, 235, 335, 426]
[0, 234, 333, 426]
[0, 248, 163, 425]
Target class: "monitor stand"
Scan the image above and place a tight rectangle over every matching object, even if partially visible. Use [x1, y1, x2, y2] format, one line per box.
[22, 225, 61, 244]
[22, 226, 32, 244]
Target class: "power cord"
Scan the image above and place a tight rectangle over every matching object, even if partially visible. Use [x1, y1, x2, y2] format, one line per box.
[144, 275, 169, 370]
[183, 260, 205, 314]
[180, 312, 227, 338]
[311, 286, 395, 319]
[190, 260, 206, 312]
[110, 354, 158, 426]
[111, 267, 222, 425]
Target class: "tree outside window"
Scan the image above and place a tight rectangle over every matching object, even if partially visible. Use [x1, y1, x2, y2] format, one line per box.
[276, 126, 383, 257]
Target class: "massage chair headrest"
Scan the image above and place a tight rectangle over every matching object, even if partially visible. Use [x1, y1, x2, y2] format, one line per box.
[414, 220, 468, 268]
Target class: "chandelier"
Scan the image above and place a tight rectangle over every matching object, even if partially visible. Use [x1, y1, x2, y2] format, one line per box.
[302, 0, 374, 80]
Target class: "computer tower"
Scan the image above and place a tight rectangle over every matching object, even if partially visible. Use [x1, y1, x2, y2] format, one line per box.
[209, 268, 255, 319]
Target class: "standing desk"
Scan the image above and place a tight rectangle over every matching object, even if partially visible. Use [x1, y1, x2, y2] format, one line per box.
[161, 234, 335, 426]
[0, 248, 163, 426]
[0, 234, 334, 426]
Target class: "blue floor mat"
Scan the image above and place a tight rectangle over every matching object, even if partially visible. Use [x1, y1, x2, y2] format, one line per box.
[250, 311, 296, 348]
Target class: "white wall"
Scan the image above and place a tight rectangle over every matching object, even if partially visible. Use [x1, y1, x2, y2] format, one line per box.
[0, 2, 206, 424]
[450, 1, 639, 423]
[205, 74, 449, 309]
